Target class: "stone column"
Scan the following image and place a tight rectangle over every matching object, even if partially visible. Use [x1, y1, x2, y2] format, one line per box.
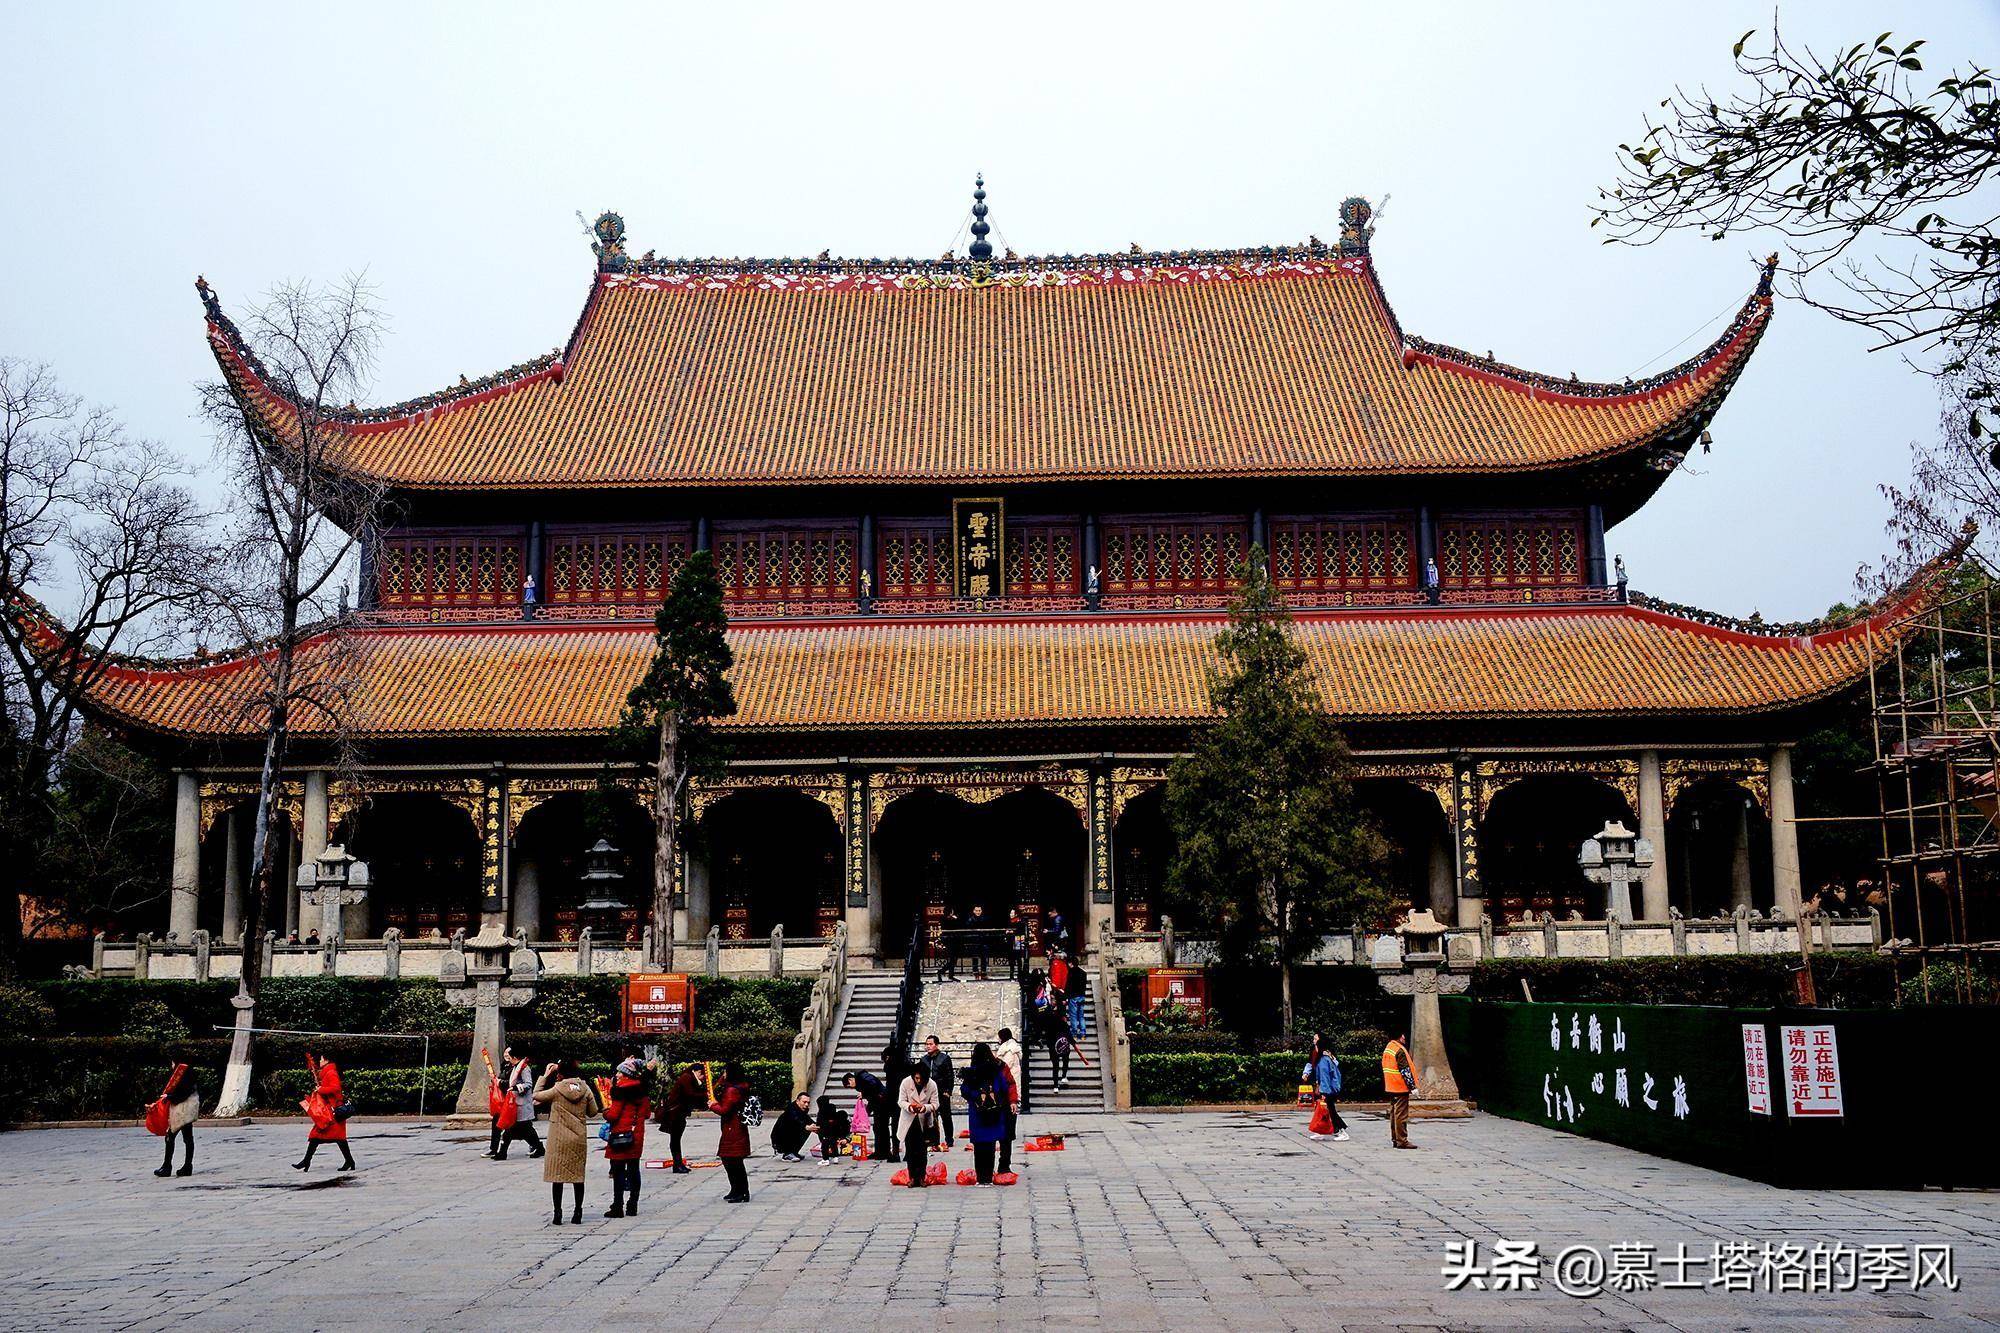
[1450, 758, 1483, 927]
[512, 855, 541, 938]
[169, 772, 200, 938]
[1769, 745, 1803, 917]
[1086, 770, 1113, 957]
[221, 807, 246, 944]
[1730, 799, 1755, 910]
[1637, 750, 1670, 921]
[844, 773, 879, 957]
[682, 849, 712, 944]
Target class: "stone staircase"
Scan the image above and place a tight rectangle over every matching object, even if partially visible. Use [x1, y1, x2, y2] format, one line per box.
[814, 971, 903, 1098]
[1023, 973, 1109, 1114]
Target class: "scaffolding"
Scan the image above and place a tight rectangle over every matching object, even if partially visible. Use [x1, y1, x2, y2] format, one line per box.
[1868, 569, 2000, 1003]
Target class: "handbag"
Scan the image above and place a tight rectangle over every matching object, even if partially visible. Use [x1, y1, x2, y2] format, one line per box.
[607, 1129, 636, 1150]
[144, 1097, 172, 1136]
[333, 1101, 354, 1123]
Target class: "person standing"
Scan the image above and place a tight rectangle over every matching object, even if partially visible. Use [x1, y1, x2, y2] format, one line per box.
[151, 1062, 200, 1177]
[844, 1070, 894, 1160]
[966, 904, 993, 978]
[497, 1046, 544, 1160]
[1044, 909, 1069, 958]
[880, 1042, 911, 1156]
[602, 1077, 648, 1218]
[710, 1061, 754, 1203]
[294, 1053, 355, 1173]
[658, 1063, 706, 1173]
[896, 1065, 939, 1187]
[1312, 1043, 1349, 1141]
[918, 1036, 955, 1149]
[995, 1027, 1025, 1167]
[534, 1058, 602, 1224]
[1064, 970, 1088, 1046]
[959, 1042, 1008, 1184]
[939, 905, 963, 981]
[1382, 1031, 1418, 1150]
[1006, 909, 1028, 980]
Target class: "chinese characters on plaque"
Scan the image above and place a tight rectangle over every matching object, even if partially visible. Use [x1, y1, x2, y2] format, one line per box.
[1741, 1023, 1772, 1115]
[1780, 1024, 1844, 1118]
[952, 498, 1006, 600]
[1539, 1009, 1690, 1128]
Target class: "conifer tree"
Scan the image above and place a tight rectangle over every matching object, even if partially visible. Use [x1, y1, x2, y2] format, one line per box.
[1166, 550, 1389, 1041]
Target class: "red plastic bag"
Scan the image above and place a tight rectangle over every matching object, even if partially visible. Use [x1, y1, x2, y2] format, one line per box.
[925, 1161, 947, 1185]
[1307, 1098, 1335, 1137]
[890, 1169, 912, 1186]
[144, 1097, 171, 1136]
[955, 1168, 978, 1186]
[993, 1171, 1019, 1186]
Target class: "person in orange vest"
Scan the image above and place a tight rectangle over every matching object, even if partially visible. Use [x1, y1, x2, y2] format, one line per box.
[1381, 1031, 1418, 1149]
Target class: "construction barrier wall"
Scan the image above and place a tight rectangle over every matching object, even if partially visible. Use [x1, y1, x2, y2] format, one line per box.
[1441, 997, 1998, 1188]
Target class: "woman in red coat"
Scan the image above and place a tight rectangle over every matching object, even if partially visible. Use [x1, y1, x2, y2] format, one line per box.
[294, 1053, 355, 1172]
[602, 1086, 649, 1219]
[709, 1061, 752, 1203]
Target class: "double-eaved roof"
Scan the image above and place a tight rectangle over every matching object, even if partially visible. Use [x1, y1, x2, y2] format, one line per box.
[205, 235, 1771, 492]
[56, 599, 1916, 742]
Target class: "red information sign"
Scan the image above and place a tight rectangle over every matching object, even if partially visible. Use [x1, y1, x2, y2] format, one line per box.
[1144, 967, 1208, 1023]
[623, 973, 693, 1035]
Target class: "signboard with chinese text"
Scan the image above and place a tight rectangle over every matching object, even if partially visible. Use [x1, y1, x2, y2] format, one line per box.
[622, 972, 693, 1035]
[1780, 1024, 1844, 1118]
[952, 498, 1006, 600]
[1144, 967, 1208, 1023]
[1742, 1023, 1772, 1115]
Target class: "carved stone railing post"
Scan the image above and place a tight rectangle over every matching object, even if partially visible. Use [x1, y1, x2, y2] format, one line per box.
[193, 929, 212, 981]
[1669, 908, 1687, 956]
[133, 933, 152, 980]
[1605, 915, 1622, 961]
[705, 926, 721, 979]
[383, 927, 402, 981]
[576, 927, 594, 977]
[769, 925, 784, 978]
[1160, 916, 1176, 967]
[91, 932, 105, 979]
[1732, 905, 1752, 953]
[261, 930, 277, 978]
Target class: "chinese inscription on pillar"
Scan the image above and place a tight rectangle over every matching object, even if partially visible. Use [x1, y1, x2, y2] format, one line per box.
[952, 498, 1006, 600]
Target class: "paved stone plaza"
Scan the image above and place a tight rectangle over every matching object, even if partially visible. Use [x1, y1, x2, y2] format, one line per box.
[0, 1109, 1993, 1330]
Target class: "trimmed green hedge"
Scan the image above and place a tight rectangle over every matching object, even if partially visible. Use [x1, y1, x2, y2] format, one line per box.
[1131, 1051, 1387, 1106]
[1116, 964, 1405, 1045]
[1465, 953, 1905, 1010]
[29, 973, 814, 1040]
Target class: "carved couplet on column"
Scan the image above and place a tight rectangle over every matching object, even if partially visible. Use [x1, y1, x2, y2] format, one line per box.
[1452, 758, 1481, 902]
[1090, 769, 1113, 906]
[845, 772, 869, 908]
[478, 777, 504, 912]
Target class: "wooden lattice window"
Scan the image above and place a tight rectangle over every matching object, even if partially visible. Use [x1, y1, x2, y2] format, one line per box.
[879, 525, 951, 598]
[1437, 513, 1585, 589]
[713, 525, 856, 600]
[1101, 518, 1248, 595]
[378, 531, 527, 607]
[1270, 514, 1416, 590]
[544, 527, 693, 604]
[1004, 521, 1080, 597]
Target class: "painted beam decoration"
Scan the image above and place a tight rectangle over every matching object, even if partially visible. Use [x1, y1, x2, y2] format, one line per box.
[952, 498, 1005, 601]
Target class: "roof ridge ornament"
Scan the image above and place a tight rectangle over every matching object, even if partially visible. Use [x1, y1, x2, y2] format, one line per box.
[590, 211, 628, 272]
[967, 174, 995, 284]
[1337, 197, 1374, 257]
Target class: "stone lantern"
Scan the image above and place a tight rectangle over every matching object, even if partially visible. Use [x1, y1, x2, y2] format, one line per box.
[1579, 820, 1655, 923]
[575, 837, 630, 941]
[296, 845, 369, 951]
[443, 921, 541, 1121]
[1374, 908, 1470, 1114]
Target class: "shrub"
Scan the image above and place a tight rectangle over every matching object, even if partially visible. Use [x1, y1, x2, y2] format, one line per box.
[1898, 960, 2000, 1007]
[691, 977, 812, 1028]
[698, 989, 785, 1031]
[120, 997, 190, 1041]
[0, 979, 56, 1036]
[1128, 1029, 1244, 1056]
[378, 980, 464, 1034]
[525, 976, 621, 1032]
[32, 978, 234, 1036]
[1466, 953, 1902, 1010]
[1131, 1050, 1385, 1105]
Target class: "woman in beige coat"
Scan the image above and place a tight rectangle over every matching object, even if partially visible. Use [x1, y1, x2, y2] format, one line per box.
[895, 1066, 940, 1187]
[534, 1059, 603, 1225]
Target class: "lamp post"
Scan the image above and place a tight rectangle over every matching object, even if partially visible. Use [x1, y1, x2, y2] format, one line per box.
[443, 920, 542, 1121]
[1579, 820, 1655, 924]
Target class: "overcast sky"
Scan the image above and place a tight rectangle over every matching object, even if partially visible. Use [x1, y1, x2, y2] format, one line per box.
[3, 1, 1995, 620]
